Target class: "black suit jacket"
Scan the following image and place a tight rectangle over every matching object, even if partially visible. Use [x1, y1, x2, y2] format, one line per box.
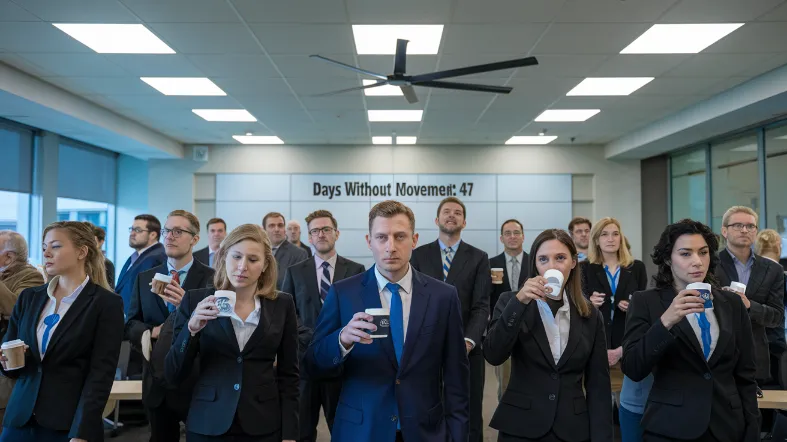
[0, 281, 124, 441]
[580, 260, 648, 349]
[125, 259, 215, 409]
[193, 246, 211, 267]
[411, 240, 491, 348]
[484, 292, 612, 442]
[105, 257, 115, 290]
[166, 289, 300, 440]
[622, 288, 760, 442]
[296, 242, 312, 257]
[116, 242, 167, 314]
[274, 241, 309, 291]
[715, 249, 785, 380]
[489, 252, 529, 316]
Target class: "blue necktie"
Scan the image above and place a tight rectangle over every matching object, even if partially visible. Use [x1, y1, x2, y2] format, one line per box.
[386, 282, 403, 429]
[442, 247, 453, 281]
[209, 252, 215, 267]
[41, 313, 61, 354]
[696, 312, 712, 360]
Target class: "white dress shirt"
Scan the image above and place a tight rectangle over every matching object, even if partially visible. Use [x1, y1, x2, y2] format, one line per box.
[314, 253, 338, 303]
[340, 264, 413, 357]
[685, 307, 719, 359]
[535, 293, 571, 364]
[37, 275, 90, 359]
[506, 251, 525, 289]
[229, 296, 262, 351]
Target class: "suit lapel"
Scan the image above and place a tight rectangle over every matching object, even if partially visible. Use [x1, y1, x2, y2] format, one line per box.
[150, 264, 170, 318]
[500, 255, 512, 292]
[216, 317, 241, 354]
[746, 257, 767, 297]
[556, 300, 582, 369]
[446, 242, 470, 285]
[45, 282, 96, 355]
[718, 249, 738, 286]
[518, 252, 529, 288]
[362, 268, 398, 369]
[526, 302, 557, 369]
[617, 267, 633, 301]
[242, 296, 276, 355]
[399, 271, 430, 373]
[594, 265, 614, 297]
[304, 259, 320, 304]
[659, 290, 705, 360]
[708, 293, 731, 367]
[334, 257, 349, 282]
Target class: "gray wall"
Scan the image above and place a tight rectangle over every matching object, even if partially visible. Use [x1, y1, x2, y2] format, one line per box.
[640, 155, 669, 286]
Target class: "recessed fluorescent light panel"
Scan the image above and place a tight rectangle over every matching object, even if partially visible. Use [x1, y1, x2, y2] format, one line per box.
[396, 136, 417, 144]
[505, 136, 558, 145]
[372, 136, 393, 144]
[620, 23, 744, 54]
[53, 23, 175, 54]
[567, 77, 654, 96]
[352, 25, 444, 54]
[368, 110, 423, 122]
[192, 109, 257, 122]
[141, 77, 226, 96]
[363, 79, 403, 96]
[535, 109, 600, 122]
[232, 135, 283, 144]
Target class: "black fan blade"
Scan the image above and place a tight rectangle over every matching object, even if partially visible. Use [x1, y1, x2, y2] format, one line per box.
[309, 55, 388, 80]
[408, 57, 538, 83]
[394, 39, 408, 75]
[412, 80, 513, 94]
[400, 85, 418, 103]
[312, 81, 388, 97]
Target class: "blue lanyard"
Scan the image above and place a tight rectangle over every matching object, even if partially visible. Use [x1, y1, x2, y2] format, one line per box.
[604, 265, 620, 296]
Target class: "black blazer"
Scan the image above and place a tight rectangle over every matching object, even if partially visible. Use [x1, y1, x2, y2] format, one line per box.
[193, 247, 211, 267]
[166, 288, 300, 440]
[411, 240, 491, 348]
[715, 249, 785, 380]
[622, 288, 760, 442]
[0, 281, 124, 441]
[484, 291, 612, 442]
[580, 260, 647, 349]
[274, 241, 309, 290]
[105, 257, 116, 290]
[489, 251, 529, 318]
[125, 260, 214, 409]
[297, 242, 312, 258]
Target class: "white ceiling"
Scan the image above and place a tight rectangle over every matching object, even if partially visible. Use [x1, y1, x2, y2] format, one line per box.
[1, 0, 787, 147]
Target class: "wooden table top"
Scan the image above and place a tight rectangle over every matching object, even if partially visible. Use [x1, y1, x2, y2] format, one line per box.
[109, 380, 142, 401]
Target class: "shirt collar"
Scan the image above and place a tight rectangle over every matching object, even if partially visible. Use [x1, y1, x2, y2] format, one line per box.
[231, 295, 262, 326]
[536, 292, 570, 312]
[136, 242, 158, 257]
[314, 253, 337, 269]
[46, 275, 90, 304]
[168, 257, 194, 274]
[506, 250, 524, 263]
[728, 248, 755, 266]
[374, 263, 413, 295]
[438, 238, 461, 253]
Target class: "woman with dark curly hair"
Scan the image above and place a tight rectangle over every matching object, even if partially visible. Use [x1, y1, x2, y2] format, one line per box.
[622, 219, 760, 442]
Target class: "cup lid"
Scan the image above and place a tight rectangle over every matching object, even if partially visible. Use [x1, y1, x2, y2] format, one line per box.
[730, 281, 747, 289]
[1, 339, 24, 349]
[686, 282, 711, 290]
[153, 273, 172, 282]
[214, 290, 236, 298]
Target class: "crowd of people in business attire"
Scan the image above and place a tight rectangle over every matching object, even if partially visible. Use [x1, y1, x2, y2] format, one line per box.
[0, 197, 784, 442]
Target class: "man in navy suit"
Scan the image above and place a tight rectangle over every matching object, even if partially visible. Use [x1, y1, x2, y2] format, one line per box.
[116, 214, 167, 315]
[306, 200, 469, 442]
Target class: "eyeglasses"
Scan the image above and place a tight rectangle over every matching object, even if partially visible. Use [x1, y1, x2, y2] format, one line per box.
[129, 227, 150, 234]
[502, 231, 523, 237]
[309, 227, 336, 237]
[161, 228, 196, 238]
[726, 223, 757, 232]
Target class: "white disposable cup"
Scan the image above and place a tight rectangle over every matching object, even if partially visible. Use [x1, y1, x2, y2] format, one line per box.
[1, 339, 26, 370]
[730, 281, 747, 294]
[214, 291, 236, 317]
[365, 308, 390, 338]
[151, 273, 172, 295]
[543, 269, 564, 300]
[687, 282, 712, 308]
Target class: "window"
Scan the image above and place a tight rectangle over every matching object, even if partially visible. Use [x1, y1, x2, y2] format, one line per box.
[710, 134, 759, 232]
[56, 198, 114, 254]
[765, 124, 787, 258]
[671, 148, 707, 223]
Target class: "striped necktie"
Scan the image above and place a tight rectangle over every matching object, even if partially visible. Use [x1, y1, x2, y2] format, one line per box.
[443, 247, 453, 281]
[320, 261, 331, 301]
[168, 270, 185, 312]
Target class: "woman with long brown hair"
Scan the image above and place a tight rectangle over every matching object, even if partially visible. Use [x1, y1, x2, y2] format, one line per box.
[166, 223, 299, 442]
[484, 229, 612, 442]
[0, 221, 124, 442]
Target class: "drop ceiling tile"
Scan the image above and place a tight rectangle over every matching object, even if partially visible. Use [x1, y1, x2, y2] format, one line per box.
[211, 76, 291, 95]
[592, 54, 691, 77]
[287, 77, 360, 96]
[0, 52, 54, 76]
[276, 54, 360, 78]
[705, 22, 787, 54]
[249, 24, 353, 55]
[533, 23, 650, 55]
[346, 0, 452, 23]
[698, 77, 752, 96]
[43, 76, 156, 95]
[18, 53, 127, 76]
[186, 54, 280, 78]
[504, 76, 582, 101]
[359, 55, 438, 77]
[15, 0, 138, 22]
[102, 94, 237, 110]
[235, 95, 305, 114]
[122, 0, 239, 23]
[233, 0, 347, 23]
[0, 0, 41, 20]
[452, 0, 563, 23]
[149, 23, 262, 54]
[299, 95, 365, 110]
[555, 0, 678, 22]
[516, 54, 609, 79]
[102, 54, 204, 76]
[0, 22, 92, 53]
[664, 53, 774, 78]
[658, 0, 785, 22]
[635, 77, 723, 96]
[736, 53, 787, 77]
[364, 97, 422, 110]
[442, 24, 548, 54]
[426, 94, 495, 110]
[759, 2, 787, 20]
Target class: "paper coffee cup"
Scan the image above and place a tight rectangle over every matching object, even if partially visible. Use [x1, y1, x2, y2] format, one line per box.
[365, 308, 390, 338]
[151, 273, 172, 295]
[687, 282, 713, 308]
[491, 268, 504, 285]
[214, 290, 236, 317]
[2, 339, 26, 370]
[730, 281, 747, 295]
[544, 269, 564, 300]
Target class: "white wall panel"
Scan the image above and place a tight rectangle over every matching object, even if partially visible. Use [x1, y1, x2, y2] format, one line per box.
[497, 174, 571, 202]
[291, 201, 371, 230]
[216, 174, 290, 201]
[497, 202, 572, 231]
[216, 201, 290, 231]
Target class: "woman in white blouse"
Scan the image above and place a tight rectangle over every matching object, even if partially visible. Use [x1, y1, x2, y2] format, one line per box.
[484, 228, 612, 442]
[166, 224, 299, 442]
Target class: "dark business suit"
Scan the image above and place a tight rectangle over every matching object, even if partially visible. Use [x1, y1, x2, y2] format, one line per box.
[0, 281, 124, 442]
[116, 242, 167, 314]
[274, 241, 309, 291]
[125, 259, 215, 441]
[166, 289, 300, 441]
[305, 267, 469, 442]
[193, 247, 211, 267]
[281, 255, 364, 441]
[715, 249, 785, 381]
[580, 260, 648, 349]
[105, 257, 116, 290]
[489, 252, 529, 316]
[622, 288, 760, 442]
[484, 291, 612, 442]
[296, 242, 312, 258]
[411, 239, 490, 442]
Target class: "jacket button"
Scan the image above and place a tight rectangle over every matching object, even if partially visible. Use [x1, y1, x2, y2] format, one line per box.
[396, 379, 401, 385]
[391, 415, 398, 421]
[237, 357, 242, 363]
[551, 373, 558, 380]
[549, 394, 556, 401]
[234, 383, 240, 391]
[704, 373, 711, 380]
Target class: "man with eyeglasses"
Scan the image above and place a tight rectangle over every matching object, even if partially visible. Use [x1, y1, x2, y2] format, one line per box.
[488, 219, 529, 401]
[281, 210, 364, 442]
[716, 205, 785, 385]
[116, 214, 167, 315]
[126, 210, 215, 442]
[287, 219, 313, 258]
[568, 217, 592, 262]
[264, 212, 308, 290]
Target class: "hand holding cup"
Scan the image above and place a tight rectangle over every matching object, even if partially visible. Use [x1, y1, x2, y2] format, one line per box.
[660, 289, 705, 330]
[339, 312, 375, 349]
[188, 296, 219, 334]
[516, 276, 549, 305]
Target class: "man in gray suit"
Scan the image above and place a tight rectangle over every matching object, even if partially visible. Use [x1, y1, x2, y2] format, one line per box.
[264, 212, 309, 289]
[281, 210, 365, 442]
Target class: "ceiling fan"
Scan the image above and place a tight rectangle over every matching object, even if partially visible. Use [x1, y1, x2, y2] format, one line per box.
[310, 39, 538, 103]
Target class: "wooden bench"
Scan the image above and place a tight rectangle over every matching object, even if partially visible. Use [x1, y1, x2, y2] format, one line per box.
[103, 380, 143, 434]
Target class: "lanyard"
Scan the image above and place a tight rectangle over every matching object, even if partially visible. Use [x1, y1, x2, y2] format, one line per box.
[604, 265, 620, 296]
